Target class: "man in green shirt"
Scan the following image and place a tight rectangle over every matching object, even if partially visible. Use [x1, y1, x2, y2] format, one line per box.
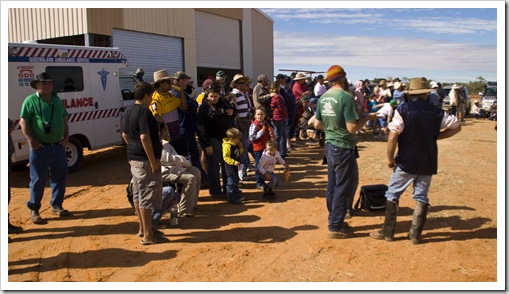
[20, 72, 70, 224]
[311, 65, 376, 239]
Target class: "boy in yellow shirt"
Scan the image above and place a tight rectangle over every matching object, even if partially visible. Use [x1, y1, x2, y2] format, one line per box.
[222, 128, 244, 204]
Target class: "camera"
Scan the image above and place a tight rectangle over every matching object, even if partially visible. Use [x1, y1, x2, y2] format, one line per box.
[43, 121, 51, 133]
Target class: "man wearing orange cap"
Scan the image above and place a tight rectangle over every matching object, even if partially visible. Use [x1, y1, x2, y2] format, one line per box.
[310, 65, 377, 239]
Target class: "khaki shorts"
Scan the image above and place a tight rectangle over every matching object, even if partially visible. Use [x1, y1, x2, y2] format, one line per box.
[129, 160, 163, 210]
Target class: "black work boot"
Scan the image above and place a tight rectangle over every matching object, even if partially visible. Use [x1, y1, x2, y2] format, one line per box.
[30, 210, 45, 224]
[370, 200, 398, 241]
[408, 201, 429, 245]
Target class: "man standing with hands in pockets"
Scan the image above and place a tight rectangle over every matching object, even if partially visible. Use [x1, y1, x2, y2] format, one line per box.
[123, 82, 168, 245]
[310, 65, 377, 239]
[20, 72, 70, 224]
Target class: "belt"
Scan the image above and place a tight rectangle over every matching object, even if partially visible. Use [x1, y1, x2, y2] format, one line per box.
[40, 141, 62, 146]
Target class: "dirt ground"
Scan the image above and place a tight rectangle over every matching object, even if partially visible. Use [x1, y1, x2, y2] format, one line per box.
[5, 116, 500, 290]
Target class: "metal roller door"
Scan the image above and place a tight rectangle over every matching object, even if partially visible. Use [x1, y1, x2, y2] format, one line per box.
[196, 11, 241, 70]
[112, 29, 184, 83]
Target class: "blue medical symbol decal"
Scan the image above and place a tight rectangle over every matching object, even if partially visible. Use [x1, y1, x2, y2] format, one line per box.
[97, 69, 110, 90]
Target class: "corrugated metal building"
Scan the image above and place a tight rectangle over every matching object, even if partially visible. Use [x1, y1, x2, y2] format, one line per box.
[8, 8, 274, 86]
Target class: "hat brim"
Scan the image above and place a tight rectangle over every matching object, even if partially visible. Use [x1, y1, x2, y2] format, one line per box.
[230, 77, 251, 88]
[30, 79, 53, 89]
[405, 89, 433, 95]
[151, 77, 173, 86]
[293, 77, 307, 81]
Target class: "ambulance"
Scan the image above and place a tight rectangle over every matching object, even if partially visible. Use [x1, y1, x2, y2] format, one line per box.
[8, 42, 137, 172]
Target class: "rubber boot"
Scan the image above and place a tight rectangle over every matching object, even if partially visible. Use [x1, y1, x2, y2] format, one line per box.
[370, 200, 398, 241]
[408, 201, 429, 245]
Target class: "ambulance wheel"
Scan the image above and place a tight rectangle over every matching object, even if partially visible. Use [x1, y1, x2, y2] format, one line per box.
[66, 137, 83, 173]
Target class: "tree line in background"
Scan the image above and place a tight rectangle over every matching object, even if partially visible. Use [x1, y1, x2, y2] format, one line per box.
[383, 76, 491, 96]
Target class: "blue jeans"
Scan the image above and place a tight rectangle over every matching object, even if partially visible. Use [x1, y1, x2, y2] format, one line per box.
[287, 112, 297, 140]
[239, 119, 251, 176]
[385, 167, 432, 204]
[264, 171, 281, 190]
[324, 143, 359, 232]
[27, 144, 68, 211]
[152, 186, 180, 226]
[253, 151, 264, 187]
[272, 119, 288, 158]
[225, 164, 241, 201]
[204, 137, 227, 195]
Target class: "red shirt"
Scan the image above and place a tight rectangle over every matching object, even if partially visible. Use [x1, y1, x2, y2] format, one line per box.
[292, 82, 308, 100]
[270, 94, 288, 121]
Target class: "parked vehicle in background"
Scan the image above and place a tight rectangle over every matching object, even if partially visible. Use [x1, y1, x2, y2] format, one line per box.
[8, 42, 134, 172]
[442, 85, 471, 114]
[480, 85, 497, 112]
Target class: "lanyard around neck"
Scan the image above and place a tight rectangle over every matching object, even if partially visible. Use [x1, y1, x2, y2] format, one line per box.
[38, 94, 55, 124]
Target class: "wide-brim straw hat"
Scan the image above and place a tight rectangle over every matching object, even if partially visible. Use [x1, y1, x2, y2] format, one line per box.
[405, 77, 433, 95]
[230, 74, 252, 88]
[293, 72, 308, 81]
[152, 69, 175, 86]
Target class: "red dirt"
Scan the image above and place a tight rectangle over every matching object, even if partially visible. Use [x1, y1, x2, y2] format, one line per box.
[6, 117, 500, 290]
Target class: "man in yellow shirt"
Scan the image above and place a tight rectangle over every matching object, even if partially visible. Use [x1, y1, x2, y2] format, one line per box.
[150, 69, 188, 155]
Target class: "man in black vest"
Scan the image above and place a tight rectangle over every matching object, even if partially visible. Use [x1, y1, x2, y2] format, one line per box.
[370, 77, 462, 245]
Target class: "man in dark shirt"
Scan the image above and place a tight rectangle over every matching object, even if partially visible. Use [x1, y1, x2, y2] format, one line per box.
[370, 77, 461, 245]
[122, 82, 167, 245]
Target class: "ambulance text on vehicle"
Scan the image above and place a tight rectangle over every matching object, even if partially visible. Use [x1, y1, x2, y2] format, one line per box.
[8, 42, 136, 172]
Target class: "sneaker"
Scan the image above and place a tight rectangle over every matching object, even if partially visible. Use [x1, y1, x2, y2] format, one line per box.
[52, 206, 69, 217]
[263, 186, 274, 199]
[8, 223, 23, 234]
[228, 198, 243, 205]
[256, 185, 265, 191]
[30, 210, 45, 224]
[328, 225, 354, 239]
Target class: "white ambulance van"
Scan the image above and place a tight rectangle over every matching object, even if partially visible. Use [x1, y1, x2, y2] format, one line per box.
[8, 42, 137, 172]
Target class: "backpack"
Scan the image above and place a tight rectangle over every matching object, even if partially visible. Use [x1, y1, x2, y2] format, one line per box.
[354, 184, 388, 211]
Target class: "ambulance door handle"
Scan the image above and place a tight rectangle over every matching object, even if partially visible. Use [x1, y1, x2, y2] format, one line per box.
[94, 102, 98, 109]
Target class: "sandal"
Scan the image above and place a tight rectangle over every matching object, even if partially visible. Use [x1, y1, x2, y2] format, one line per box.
[137, 229, 165, 238]
[140, 235, 169, 245]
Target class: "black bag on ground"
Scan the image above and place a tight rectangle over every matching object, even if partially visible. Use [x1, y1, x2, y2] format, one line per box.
[354, 184, 388, 211]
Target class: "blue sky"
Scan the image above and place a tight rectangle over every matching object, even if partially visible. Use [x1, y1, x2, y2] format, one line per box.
[260, 5, 501, 84]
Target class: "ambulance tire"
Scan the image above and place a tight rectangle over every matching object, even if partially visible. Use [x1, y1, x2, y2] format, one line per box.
[66, 136, 83, 173]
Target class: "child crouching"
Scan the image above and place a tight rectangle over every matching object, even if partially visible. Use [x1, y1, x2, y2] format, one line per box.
[222, 127, 244, 204]
[258, 140, 290, 199]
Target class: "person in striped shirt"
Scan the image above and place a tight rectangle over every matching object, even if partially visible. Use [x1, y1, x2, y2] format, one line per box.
[230, 74, 254, 180]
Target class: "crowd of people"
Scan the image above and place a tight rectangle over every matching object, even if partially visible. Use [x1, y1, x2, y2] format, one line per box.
[10, 64, 471, 245]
